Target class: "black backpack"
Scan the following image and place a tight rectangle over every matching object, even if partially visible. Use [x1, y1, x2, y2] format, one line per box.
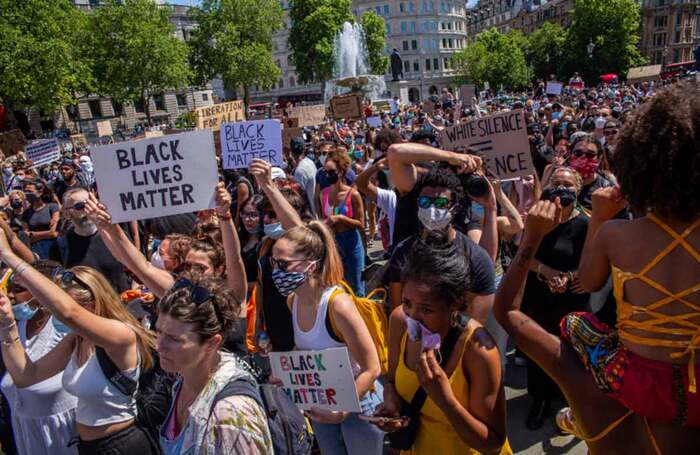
[210, 378, 314, 455]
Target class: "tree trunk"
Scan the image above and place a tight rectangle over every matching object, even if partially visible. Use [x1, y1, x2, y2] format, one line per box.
[142, 92, 152, 127]
[243, 86, 250, 112]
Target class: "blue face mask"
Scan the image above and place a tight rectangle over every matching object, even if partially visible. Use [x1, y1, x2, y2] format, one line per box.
[12, 299, 37, 321]
[552, 112, 562, 120]
[353, 150, 363, 159]
[52, 316, 72, 334]
[264, 222, 285, 239]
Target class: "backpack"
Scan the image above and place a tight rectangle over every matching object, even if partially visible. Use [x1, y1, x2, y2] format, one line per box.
[327, 282, 389, 375]
[210, 378, 314, 455]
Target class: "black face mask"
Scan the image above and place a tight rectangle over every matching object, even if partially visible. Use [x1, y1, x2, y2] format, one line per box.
[25, 193, 38, 204]
[325, 170, 339, 184]
[10, 200, 22, 209]
[541, 185, 576, 207]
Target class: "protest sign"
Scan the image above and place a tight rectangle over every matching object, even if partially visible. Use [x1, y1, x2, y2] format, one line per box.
[460, 84, 476, 101]
[440, 109, 534, 180]
[195, 100, 245, 131]
[330, 93, 363, 120]
[372, 99, 391, 113]
[220, 119, 283, 170]
[269, 348, 361, 412]
[366, 116, 381, 128]
[283, 117, 300, 129]
[288, 104, 326, 127]
[91, 130, 218, 224]
[144, 130, 164, 138]
[282, 127, 303, 149]
[0, 130, 27, 157]
[546, 82, 563, 96]
[25, 139, 61, 168]
[97, 120, 113, 137]
[70, 134, 87, 148]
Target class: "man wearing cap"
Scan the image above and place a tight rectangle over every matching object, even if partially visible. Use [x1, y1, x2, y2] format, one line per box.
[53, 158, 91, 203]
[290, 137, 317, 214]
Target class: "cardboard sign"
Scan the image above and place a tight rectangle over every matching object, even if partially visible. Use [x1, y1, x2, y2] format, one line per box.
[96, 120, 113, 137]
[0, 130, 27, 157]
[25, 139, 61, 168]
[220, 119, 283, 170]
[288, 104, 326, 127]
[440, 109, 534, 180]
[372, 100, 390, 113]
[546, 82, 563, 96]
[270, 348, 361, 412]
[144, 130, 164, 138]
[70, 134, 87, 148]
[282, 127, 304, 148]
[195, 100, 246, 131]
[460, 84, 476, 102]
[330, 93, 363, 120]
[91, 130, 218, 223]
[283, 117, 300, 129]
[366, 116, 382, 128]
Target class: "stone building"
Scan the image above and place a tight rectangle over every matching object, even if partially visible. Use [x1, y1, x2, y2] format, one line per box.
[638, 0, 699, 65]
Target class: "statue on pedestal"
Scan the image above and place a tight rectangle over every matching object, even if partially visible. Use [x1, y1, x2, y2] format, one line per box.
[390, 49, 404, 82]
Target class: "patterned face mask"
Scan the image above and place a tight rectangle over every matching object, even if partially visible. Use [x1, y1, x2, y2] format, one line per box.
[271, 262, 316, 296]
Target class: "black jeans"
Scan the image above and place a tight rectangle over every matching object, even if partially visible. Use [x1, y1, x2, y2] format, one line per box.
[75, 424, 160, 455]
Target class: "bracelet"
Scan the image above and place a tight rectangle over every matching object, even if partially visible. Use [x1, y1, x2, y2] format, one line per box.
[2, 336, 19, 346]
[13, 261, 30, 278]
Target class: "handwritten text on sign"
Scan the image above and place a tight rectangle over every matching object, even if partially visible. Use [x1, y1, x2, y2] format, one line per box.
[269, 348, 361, 412]
[440, 109, 534, 180]
[195, 100, 246, 131]
[220, 120, 283, 169]
[91, 130, 218, 223]
[25, 139, 61, 168]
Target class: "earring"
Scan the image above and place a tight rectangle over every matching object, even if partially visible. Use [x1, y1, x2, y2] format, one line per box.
[450, 311, 470, 330]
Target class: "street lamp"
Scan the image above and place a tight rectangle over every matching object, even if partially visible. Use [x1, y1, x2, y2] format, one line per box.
[587, 39, 595, 58]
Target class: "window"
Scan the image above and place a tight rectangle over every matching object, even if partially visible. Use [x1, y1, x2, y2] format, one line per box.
[133, 99, 145, 113]
[289, 76, 295, 87]
[153, 93, 165, 111]
[279, 79, 284, 89]
[654, 16, 667, 28]
[444, 58, 452, 70]
[176, 94, 187, 108]
[675, 30, 681, 43]
[432, 38, 438, 49]
[401, 21, 407, 33]
[400, 2, 405, 13]
[410, 21, 416, 33]
[404, 60, 411, 73]
[422, 21, 429, 32]
[676, 12, 682, 26]
[383, 5, 389, 15]
[403, 41, 409, 51]
[375, 6, 382, 15]
[408, 1, 415, 13]
[202, 93, 208, 101]
[654, 32, 666, 46]
[386, 24, 391, 34]
[112, 101, 124, 116]
[425, 58, 431, 70]
[422, 38, 430, 49]
[422, 0, 428, 12]
[673, 48, 681, 63]
[413, 61, 419, 72]
[411, 40, 418, 50]
[433, 58, 439, 70]
[88, 100, 102, 118]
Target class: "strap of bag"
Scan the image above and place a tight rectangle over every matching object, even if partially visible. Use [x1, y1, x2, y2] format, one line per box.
[95, 346, 137, 396]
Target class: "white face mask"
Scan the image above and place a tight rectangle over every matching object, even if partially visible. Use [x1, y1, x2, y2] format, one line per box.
[150, 249, 166, 270]
[417, 206, 453, 231]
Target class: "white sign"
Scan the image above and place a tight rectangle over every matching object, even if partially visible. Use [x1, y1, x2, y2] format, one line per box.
[440, 109, 534, 180]
[269, 347, 361, 412]
[220, 119, 283, 170]
[546, 82, 563, 96]
[25, 139, 61, 168]
[366, 116, 381, 128]
[91, 130, 218, 223]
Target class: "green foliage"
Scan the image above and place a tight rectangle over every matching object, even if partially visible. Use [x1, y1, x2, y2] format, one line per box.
[188, 0, 282, 104]
[361, 11, 388, 75]
[525, 22, 567, 80]
[453, 28, 529, 91]
[562, 0, 646, 83]
[0, 0, 93, 119]
[288, 0, 354, 84]
[87, 0, 191, 124]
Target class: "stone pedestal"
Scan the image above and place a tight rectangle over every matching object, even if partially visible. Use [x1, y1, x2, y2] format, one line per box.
[387, 80, 409, 105]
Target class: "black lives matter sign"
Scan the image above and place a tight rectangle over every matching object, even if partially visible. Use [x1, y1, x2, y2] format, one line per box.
[91, 130, 218, 223]
[440, 109, 534, 180]
[220, 119, 283, 169]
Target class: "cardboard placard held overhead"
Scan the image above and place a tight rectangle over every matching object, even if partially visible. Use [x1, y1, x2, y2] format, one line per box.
[440, 109, 534, 180]
[220, 119, 284, 170]
[282, 127, 304, 148]
[70, 134, 87, 148]
[460, 84, 476, 102]
[330, 93, 363, 120]
[91, 130, 218, 223]
[0, 130, 27, 157]
[96, 120, 113, 137]
[25, 139, 61, 168]
[269, 348, 361, 412]
[546, 82, 563, 96]
[283, 117, 300, 129]
[288, 104, 326, 127]
[194, 100, 246, 131]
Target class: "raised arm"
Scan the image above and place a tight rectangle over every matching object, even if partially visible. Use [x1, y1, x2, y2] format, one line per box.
[494, 180, 524, 237]
[0, 217, 34, 263]
[356, 161, 382, 202]
[214, 182, 247, 309]
[84, 194, 174, 297]
[249, 159, 303, 230]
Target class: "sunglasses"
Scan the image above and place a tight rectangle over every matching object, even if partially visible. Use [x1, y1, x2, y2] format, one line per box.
[54, 269, 94, 298]
[172, 278, 214, 305]
[417, 195, 453, 209]
[69, 201, 87, 211]
[269, 257, 309, 272]
[240, 211, 260, 220]
[572, 149, 598, 159]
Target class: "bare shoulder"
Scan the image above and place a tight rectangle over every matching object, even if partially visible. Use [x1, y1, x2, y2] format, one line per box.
[463, 322, 500, 366]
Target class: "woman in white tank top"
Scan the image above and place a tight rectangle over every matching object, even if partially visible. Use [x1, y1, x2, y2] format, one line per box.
[270, 221, 384, 455]
[0, 229, 157, 455]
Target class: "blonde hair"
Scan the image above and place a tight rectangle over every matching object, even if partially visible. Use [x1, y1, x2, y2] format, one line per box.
[548, 166, 583, 195]
[326, 149, 352, 175]
[62, 266, 156, 370]
[282, 221, 344, 288]
[8, 190, 25, 201]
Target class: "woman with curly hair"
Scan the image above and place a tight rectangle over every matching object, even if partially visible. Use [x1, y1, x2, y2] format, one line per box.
[495, 81, 699, 455]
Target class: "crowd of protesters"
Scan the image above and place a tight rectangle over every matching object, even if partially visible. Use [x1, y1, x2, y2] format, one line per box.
[0, 75, 696, 455]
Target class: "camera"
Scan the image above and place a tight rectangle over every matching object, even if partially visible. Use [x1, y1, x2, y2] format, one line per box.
[460, 173, 489, 198]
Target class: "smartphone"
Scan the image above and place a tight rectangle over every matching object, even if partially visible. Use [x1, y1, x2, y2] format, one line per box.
[358, 415, 408, 424]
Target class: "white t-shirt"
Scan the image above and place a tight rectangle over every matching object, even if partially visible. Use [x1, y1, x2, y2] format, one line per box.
[376, 187, 397, 246]
[293, 157, 317, 214]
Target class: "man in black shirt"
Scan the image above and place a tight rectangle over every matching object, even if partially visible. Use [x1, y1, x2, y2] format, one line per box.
[57, 188, 130, 293]
[53, 158, 90, 203]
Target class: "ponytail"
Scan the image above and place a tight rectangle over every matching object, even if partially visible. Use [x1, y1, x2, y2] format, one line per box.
[281, 221, 344, 288]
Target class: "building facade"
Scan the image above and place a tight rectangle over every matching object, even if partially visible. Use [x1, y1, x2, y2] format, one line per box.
[466, 0, 574, 41]
[251, 0, 469, 104]
[638, 0, 699, 65]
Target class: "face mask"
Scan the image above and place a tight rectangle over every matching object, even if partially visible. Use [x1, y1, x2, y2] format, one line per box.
[595, 117, 606, 129]
[405, 315, 442, 351]
[352, 150, 363, 159]
[541, 185, 576, 207]
[568, 155, 600, 180]
[10, 200, 22, 209]
[417, 206, 453, 231]
[3, 168, 12, 177]
[12, 299, 37, 321]
[79, 160, 93, 174]
[325, 170, 339, 185]
[552, 112, 561, 120]
[14, 175, 24, 182]
[319, 155, 327, 165]
[150, 249, 166, 270]
[272, 267, 308, 296]
[52, 316, 72, 335]
[264, 222, 285, 239]
[25, 193, 38, 204]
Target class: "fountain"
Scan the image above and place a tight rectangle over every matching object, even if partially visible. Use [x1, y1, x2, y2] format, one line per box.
[324, 22, 387, 104]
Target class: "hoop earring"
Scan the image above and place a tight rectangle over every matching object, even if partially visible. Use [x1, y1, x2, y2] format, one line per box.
[450, 310, 470, 330]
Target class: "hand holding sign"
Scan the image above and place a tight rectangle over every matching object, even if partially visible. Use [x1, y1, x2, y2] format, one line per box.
[249, 158, 274, 188]
[85, 193, 113, 231]
[215, 182, 231, 218]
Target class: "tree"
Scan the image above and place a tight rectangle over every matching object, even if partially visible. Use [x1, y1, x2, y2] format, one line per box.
[453, 28, 529, 91]
[87, 0, 191, 126]
[288, 0, 354, 87]
[562, 0, 646, 83]
[188, 0, 283, 107]
[361, 10, 389, 75]
[526, 22, 567, 81]
[0, 0, 93, 131]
